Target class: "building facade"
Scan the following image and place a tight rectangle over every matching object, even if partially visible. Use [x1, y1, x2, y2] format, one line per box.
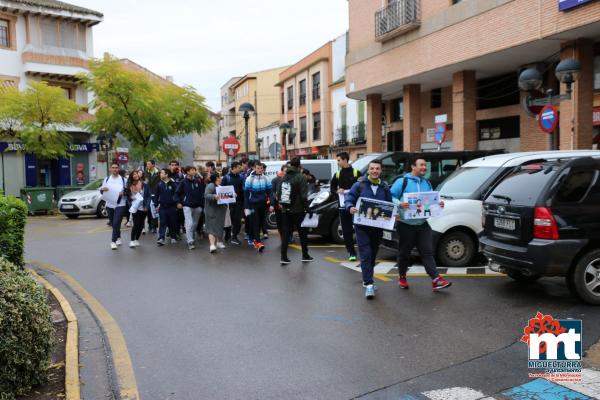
[230, 66, 287, 159]
[277, 43, 333, 159]
[220, 77, 241, 138]
[257, 123, 281, 160]
[0, 0, 103, 196]
[193, 112, 222, 167]
[346, 0, 600, 154]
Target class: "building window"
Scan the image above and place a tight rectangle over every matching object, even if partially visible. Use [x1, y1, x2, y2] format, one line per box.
[430, 88, 442, 109]
[312, 72, 321, 100]
[287, 86, 294, 110]
[300, 117, 307, 142]
[477, 72, 519, 110]
[392, 98, 404, 121]
[281, 92, 284, 114]
[313, 112, 321, 141]
[594, 55, 600, 90]
[299, 79, 306, 106]
[0, 19, 9, 47]
[477, 116, 520, 141]
[288, 120, 294, 144]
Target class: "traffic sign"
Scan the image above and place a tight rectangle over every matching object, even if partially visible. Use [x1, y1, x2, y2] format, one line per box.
[117, 152, 129, 164]
[434, 123, 446, 145]
[538, 105, 558, 134]
[222, 136, 241, 157]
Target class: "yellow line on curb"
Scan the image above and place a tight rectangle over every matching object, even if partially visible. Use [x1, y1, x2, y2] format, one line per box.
[374, 274, 392, 282]
[28, 269, 80, 400]
[324, 257, 347, 263]
[30, 261, 140, 400]
[290, 243, 345, 249]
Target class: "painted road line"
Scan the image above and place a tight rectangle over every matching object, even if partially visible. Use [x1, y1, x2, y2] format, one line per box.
[422, 387, 488, 400]
[503, 378, 592, 399]
[324, 257, 348, 263]
[290, 243, 345, 249]
[557, 369, 600, 398]
[29, 269, 80, 400]
[30, 261, 140, 400]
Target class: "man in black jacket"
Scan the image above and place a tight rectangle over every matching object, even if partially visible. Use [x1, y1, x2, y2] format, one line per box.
[146, 159, 161, 233]
[175, 165, 205, 250]
[330, 152, 361, 261]
[279, 157, 312, 264]
[222, 161, 245, 245]
[271, 163, 289, 240]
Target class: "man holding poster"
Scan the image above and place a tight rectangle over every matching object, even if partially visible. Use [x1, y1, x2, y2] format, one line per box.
[345, 159, 393, 299]
[391, 156, 451, 291]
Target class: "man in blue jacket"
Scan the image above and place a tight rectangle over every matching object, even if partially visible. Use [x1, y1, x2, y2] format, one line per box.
[154, 168, 179, 246]
[175, 165, 205, 250]
[345, 159, 393, 299]
[391, 156, 451, 291]
[244, 163, 274, 252]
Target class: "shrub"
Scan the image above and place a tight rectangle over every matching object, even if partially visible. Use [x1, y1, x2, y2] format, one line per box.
[0, 196, 27, 268]
[0, 258, 55, 399]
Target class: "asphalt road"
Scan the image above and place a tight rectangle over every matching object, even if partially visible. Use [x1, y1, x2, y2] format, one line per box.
[25, 216, 600, 400]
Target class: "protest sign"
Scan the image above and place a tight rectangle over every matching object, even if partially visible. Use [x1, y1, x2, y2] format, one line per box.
[402, 191, 443, 220]
[216, 185, 236, 205]
[353, 197, 397, 231]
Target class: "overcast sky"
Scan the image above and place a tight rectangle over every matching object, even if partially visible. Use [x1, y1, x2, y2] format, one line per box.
[74, 0, 349, 111]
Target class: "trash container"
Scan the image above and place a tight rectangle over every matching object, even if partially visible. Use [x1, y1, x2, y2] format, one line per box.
[20, 187, 55, 215]
[56, 185, 83, 202]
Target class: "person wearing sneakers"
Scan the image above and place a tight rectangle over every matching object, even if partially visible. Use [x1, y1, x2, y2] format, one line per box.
[154, 168, 179, 246]
[126, 170, 151, 248]
[221, 161, 245, 245]
[244, 162, 274, 253]
[392, 156, 451, 291]
[345, 159, 394, 299]
[175, 165, 205, 250]
[100, 163, 128, 250]
[204, 173, 227, 253]
[279, 157, 312, 265]
[330, 151, 361, 262]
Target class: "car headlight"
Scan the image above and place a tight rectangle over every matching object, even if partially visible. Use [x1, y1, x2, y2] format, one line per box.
[310, 191, 330, 207]
[79, 195, 96, 202]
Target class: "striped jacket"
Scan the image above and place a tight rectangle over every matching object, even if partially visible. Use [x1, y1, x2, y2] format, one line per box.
[244, 172, 274, 208]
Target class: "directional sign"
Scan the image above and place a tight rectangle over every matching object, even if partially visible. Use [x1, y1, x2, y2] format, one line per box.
[538, 105, 559, 134]
[434, 123, 447, 145]
[222, 136, 241, 157]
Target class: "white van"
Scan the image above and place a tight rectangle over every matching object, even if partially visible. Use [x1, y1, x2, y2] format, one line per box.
[263, 159, 339, 184]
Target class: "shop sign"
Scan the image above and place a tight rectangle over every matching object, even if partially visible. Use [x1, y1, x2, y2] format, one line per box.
[593, 107, 600, 126]
[559, 0, 593, 11]
[0, 142, 99, 153]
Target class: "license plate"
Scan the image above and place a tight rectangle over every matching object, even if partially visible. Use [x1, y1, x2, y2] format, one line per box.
[494, 217, 515, 231]
[62, 204, 74, 210]
[383, 231, 392, 240]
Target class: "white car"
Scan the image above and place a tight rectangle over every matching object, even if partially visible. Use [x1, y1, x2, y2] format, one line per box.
[58, 179, 108, 219]
[383, 150, 600, 268]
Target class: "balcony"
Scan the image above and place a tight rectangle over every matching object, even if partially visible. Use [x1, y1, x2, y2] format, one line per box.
[375, 0, 421, 42]
[334, 126, 348, 147]
[351, 123, 367, 145]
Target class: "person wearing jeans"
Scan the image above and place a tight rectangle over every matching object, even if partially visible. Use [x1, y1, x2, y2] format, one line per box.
[154, 168, 178, 246]
[244, 163, 274, 252]
[221, 161, 245, 245]
[176, 165, 205, 250]
[279, 158, 312, 264]
[392, 156, 451, 291]
[126, 170, 151, 248]
[100, 163, 128, 250]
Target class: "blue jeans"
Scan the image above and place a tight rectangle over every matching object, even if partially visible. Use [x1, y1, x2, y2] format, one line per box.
[107, 206, 127, 243]
[355, 226, 383, 286]
[159, 206, 178, 240]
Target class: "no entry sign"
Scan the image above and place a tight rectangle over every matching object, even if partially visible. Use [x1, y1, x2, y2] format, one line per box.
[434, 123, 446, 145]
[538, 105, 558, 134]
[222, 136, 241, 157]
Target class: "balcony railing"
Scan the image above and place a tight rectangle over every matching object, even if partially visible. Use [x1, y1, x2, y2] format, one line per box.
[351, 123, 367, 145]
[375, 0, 420, 41]
[334, 126, 348, 147]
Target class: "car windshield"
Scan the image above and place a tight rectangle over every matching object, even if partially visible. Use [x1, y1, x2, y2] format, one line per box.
[437, 167, 498, 199]
[351, 154, 380, 173]
[81, 179, 103, 191]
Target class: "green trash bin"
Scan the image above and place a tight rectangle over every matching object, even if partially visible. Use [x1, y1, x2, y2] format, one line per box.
[20, 187, 55, 214]
[56, 185, 83, 202]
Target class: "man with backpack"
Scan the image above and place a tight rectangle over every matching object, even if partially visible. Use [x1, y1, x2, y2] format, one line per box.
[279, 157, 312, 264]
[345, 159, 393, 299]
[391, 156, 451, 291]
[330, 151, 361, 262]
[100, 162, 128, 250]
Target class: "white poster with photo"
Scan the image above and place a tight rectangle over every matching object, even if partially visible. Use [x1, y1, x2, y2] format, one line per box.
[216, 185, 236, 205]
[353, 198, 397, 231]
[338, 190, 349, 207]
[402, 191, 443, 220]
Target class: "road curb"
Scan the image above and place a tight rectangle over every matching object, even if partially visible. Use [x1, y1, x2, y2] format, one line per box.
[28, 268, 80, 400]
[30, 260, 140, 400]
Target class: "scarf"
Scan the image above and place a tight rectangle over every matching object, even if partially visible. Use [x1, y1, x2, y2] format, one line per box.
[367, 176, 381, 185]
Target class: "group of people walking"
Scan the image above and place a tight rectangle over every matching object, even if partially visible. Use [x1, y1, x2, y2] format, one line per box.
[99, 151, 451, 299]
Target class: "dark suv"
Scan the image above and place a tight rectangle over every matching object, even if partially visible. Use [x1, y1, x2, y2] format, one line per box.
[480, 157, 600, 304]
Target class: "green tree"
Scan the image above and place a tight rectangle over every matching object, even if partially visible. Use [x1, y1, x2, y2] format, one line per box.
[79, 55, 213, 162]
[0, 81, 79, 159]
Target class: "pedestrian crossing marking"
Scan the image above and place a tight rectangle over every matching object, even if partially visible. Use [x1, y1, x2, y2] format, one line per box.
[338, 261, 506, 277]
[422, 387, 487, 400]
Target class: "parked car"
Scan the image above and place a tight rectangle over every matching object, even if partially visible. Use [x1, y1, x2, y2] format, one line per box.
[305, 150, 504, 246]
[58, 179, 107, 219]
[480, 156, 600, 304]
[263, 159, 338, 184]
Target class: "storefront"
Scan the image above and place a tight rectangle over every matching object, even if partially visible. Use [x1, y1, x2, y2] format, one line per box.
[286, 146, 330, 159]
[0, 141, 102, 196]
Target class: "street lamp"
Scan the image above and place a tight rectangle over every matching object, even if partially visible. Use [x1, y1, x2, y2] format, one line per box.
[279, 122, 296, 160]
[239, 102, 255, 159]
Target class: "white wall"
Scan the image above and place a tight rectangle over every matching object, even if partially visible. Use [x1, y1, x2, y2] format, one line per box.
[258, 125, 280, 159]
[332, 33, 346, 83]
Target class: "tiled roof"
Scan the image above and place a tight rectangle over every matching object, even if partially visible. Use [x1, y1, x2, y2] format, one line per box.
[6, 0, 103, 17]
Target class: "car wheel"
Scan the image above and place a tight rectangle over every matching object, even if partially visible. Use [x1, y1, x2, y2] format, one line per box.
[96, 201, 107, 218]
[330, 216, 345, 245]
[506, 269, 541, 283]
[66, 214, 79, 219]
[569, 249, 600, 305]
[266, 211, 278, 230]
[436, 231, 475, 268]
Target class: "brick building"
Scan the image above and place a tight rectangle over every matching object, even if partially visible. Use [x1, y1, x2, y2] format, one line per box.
[346, 0, 600, 154]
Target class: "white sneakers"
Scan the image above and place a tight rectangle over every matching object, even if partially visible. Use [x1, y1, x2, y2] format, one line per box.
[209, 244, 217, 253]
[170, 238, 178, 244]
[216, 242, 226, 249]
[129, 240, 141, 248]
[111, 242, 117, 250]
[116, 238, 122, 246]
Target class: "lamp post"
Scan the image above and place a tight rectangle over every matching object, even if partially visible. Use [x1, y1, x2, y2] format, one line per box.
[518, 58, 582, 150]
[279, 122, 290, 161]
[239, 102, 255, 159]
